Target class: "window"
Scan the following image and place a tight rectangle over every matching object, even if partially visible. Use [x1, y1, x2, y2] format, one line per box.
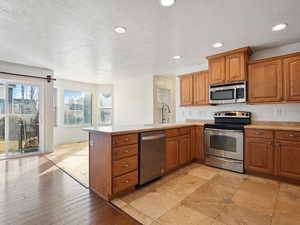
[64, 90, 92, 125]
[99, 93, 112, 125]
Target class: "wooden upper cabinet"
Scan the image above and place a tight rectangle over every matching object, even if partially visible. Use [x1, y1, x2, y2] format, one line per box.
[193, 71, 209, 105]
[207, 47, 252, 85]
[283, 54, 300, 102]
[226, 52, 247, 82]
[180, 74, 193, 106]
[248, 59, 283, 103]
[208, 56, 226, 84]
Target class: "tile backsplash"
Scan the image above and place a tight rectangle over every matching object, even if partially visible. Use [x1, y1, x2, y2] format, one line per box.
[176, 103, 300, 122]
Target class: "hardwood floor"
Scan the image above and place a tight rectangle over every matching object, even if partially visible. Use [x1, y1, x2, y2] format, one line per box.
[0, 156, 140, 225]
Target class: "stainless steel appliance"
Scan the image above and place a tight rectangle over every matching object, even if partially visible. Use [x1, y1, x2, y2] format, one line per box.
[204, 111, 251, 173]
[209, 81, 246, 104]
[139, 131, 165, 185]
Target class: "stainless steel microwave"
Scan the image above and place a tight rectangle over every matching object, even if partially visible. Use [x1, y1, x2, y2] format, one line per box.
[209, 81, 246, 104]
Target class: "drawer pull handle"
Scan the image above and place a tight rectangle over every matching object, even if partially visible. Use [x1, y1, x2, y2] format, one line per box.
[124, 138, 129, 141]
[255, 132, 261, 135]
[124, 150, 129, 153]
[288, 134, 296, 137]
[124, 180, 129, 184]
[123, 164, 129, 168]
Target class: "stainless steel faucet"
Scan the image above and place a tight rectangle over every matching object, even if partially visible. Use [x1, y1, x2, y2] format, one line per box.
[161, 103, 171, 123]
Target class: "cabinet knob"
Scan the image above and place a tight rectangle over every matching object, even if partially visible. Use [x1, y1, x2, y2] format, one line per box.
[124, 149, 129, 153]
[124, 180, 129, 184]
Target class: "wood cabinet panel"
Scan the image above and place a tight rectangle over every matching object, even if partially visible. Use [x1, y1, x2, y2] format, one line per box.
[179, 127, 190, 136]
[283, 54, 300, 102]
[248, 60, 283, 103]
[180, 75, 193, 106]
[179, 135, 191, 165]
[245, 129, 273, 139]
[165, 137, 179, 172]
[226, 52, 246, 82]
[112, 134, 138, 147]
[191, 126, 204, 161]
[275, 140, 300, 180]
[113, 156, 138, 177]
[165, 128, 179, 138]
[208, 57, 226, 85]
[245, 137, 274, 175]
[112, 144, 138, 160]
[113, 171, 138, 194]
[193, 71, 209, 105]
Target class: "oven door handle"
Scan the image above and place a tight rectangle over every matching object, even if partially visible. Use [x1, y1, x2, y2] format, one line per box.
[205, 128, 243, 134]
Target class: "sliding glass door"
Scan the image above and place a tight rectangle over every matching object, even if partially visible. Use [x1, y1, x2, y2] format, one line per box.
[0, 81, 40, 158]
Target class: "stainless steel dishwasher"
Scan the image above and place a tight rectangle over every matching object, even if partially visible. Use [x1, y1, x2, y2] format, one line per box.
[139, 130, 165, 185]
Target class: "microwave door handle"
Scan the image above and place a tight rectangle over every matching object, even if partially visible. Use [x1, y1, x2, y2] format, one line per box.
[234, 88, 237, 102]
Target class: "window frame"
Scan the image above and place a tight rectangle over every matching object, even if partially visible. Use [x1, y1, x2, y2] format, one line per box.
[63, 89, 93, 127]
[98, 92, 113, 126]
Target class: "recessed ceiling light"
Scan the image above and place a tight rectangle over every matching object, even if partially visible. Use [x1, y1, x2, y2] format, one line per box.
[272, 23, 288, 31]
[114, 26, 127, 34]
[213, 42, 224, 48]
[160, 0, 176, 7]
[173, 55, 181, 60]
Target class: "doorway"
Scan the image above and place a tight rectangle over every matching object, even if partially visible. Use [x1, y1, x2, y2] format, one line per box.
[0, 81, 41, 158]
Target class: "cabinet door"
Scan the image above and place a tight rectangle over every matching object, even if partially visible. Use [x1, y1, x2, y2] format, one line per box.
[245, 137, 274, 175]
[283, 55, 300, 102]
[226, 52, 247, 82]
[193, 71, 208, 105]
[208, 57, 226, 85]
[179, 135, 191, 165]
[180, 75, 193, 106]
[191, 126, 204, 161]
[165, 137, 179, 172]
[248, 60, 283, 103]
[275, 140, 300, 180]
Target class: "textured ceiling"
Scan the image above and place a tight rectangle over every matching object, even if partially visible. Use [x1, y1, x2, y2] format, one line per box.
[0, 0, 300, 83]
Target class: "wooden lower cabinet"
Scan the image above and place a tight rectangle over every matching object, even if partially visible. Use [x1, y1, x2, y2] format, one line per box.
[275, 140, 300, 180]
[191, 126, 204, 161]
[179, 135, 191, 165]
[165, 136, 180, 172]
[245, 137, 274, 175]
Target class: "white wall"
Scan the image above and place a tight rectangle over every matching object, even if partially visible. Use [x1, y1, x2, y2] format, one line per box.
[113, 74, 153, 125]
[176, 42, 300, 122]
[54, 79, 114, 145]
[0, 60, 54, 153]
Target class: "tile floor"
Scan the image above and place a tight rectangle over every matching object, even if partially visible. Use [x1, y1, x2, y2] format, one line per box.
[46, 141, 89, 187]
[111, 163, 300, 225]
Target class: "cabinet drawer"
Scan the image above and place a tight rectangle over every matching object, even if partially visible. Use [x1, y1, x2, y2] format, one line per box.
[113, 156, 138, 177]
[113, 144, 138, 160]
[179, 127, 190, 135]
[113, 170, 138, 194]
[245, 129, 273, 139]
[166, 129, 179, 137]
[112, 134, 138, 147]
[276, 131, 300, 142]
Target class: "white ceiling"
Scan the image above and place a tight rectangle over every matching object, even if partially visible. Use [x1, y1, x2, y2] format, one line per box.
[0, 0, 300, 83]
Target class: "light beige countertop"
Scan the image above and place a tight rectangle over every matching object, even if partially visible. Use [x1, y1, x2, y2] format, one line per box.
[245, 121, 300, 131]
[83, 121, 211, 135]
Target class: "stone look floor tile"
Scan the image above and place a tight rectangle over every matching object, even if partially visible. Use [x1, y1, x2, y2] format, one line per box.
[232, 178, 279, 216]
[111, 198, 127, 209]
[215, 203, 272, 225]
[181, 178, 236, 218]
[122, 205, 153, 225]
[188, 165, 220, 180]
[157, 204, 215, 225]
[129, 191, 181, 220]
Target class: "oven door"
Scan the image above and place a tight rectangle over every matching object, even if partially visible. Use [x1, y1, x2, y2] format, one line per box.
[205, 128, 243, 160]
[209, 87, 236, 104]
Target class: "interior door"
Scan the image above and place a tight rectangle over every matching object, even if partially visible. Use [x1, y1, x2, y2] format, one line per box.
[0, 81, 40, 157]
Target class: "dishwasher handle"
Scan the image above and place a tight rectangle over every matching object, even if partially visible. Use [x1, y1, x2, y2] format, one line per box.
[141, 134, 165, 141]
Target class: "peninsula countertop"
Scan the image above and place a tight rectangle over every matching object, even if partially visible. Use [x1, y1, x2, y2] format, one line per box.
[83, 121, 212, 135]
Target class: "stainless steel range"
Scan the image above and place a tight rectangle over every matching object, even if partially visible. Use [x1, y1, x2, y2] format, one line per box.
[204, 111, 251, 173]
